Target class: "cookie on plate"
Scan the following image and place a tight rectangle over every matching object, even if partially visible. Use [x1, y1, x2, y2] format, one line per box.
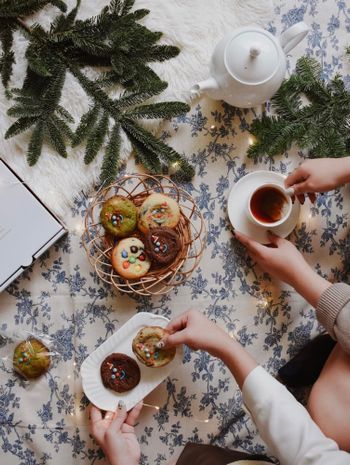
[100, 196, 137, 237]
[13, 338, 51, 379]
[100, 353, 140, 393]
[112, 237, 151, 279]
[132, 326, 176, 368]
[144, 227, 181, 266]
[138, 193, 180, 233]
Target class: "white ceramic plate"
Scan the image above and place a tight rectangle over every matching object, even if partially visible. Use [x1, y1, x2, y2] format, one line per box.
[80, 312, 183, 411]
[227, 171, 300, 244]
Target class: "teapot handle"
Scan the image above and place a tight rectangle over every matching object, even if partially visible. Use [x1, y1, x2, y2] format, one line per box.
[280, 21, 309, 54]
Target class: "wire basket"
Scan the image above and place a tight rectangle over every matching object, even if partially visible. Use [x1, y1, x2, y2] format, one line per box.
[82, 174, 206, 296]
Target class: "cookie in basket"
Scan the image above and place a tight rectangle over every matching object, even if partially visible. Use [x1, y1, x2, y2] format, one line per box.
[100, 196, 137, 237]
[13, 338, 51, 379]
[132, 326, 176, 368]
[100, 353, 140, 393]
[112, 237, 151, 279]
[144, 227, 181, 266]
[138, 193, 180, 233]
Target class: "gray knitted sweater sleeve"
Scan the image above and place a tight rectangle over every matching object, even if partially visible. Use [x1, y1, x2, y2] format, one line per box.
[316, 283, 350, 354]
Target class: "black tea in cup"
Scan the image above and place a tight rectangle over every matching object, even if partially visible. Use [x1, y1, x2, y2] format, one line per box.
[250, 186, 289, 224]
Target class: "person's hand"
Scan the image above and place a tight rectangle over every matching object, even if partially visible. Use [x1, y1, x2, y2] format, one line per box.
[159, 309, 231, 358]
[234, 230, 310, 287]
[285, 158, 350, 203]
[89, 401, 142, 465]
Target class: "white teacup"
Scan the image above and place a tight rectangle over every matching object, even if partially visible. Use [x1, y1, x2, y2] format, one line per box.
[247, 182, 293, 228]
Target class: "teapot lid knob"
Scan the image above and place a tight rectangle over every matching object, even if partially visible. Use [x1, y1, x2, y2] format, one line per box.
[250, 45, 261, 58]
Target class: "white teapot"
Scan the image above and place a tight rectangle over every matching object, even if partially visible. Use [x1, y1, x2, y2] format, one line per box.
[191, 22, 309, 108]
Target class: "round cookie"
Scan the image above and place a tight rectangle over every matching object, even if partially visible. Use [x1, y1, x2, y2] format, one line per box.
[144, 227, 181, 266]
[100, 196, 137, 237]
[100, 353, 140, 393]
[132, 326, 176, 368]
[112, 237, 151, 279]
[138, 193, 180, 233]
[13, 338, 51, 379]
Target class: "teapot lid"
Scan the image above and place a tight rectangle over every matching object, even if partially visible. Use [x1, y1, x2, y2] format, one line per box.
[225, 28, 280, 85]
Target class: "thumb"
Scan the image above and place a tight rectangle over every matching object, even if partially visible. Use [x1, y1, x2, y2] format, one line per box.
[267, 231, 284, 246]
[110, 401, 127, 432]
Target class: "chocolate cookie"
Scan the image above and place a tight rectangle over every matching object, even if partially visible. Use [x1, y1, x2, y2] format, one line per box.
[100, 196, 137, 237]
[13, 338, 51, 379]
[132, 326, 176, 368]
[144, 227, 181, 266]
[100, 353, 140, 393]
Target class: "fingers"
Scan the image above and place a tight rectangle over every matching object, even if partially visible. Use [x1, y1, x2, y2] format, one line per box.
[165, 312, 189, 334]
[291, 180, 311, 196]
[285, 165, 307, 188]
[89, 404, 103, 423]
[125, 402, 143, 427]
[110, 401, 128, 432]
[234, 230, 265, 255]
[161, 328, 189, 348]
[104, 411, 114, 421]
[308, 192, 317, 204]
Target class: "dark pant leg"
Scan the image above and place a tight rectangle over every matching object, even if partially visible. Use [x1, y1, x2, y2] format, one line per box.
[278, 334, 336, 388]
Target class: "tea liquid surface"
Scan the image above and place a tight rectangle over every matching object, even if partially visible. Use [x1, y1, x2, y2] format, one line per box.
[250, 187, 288, 223]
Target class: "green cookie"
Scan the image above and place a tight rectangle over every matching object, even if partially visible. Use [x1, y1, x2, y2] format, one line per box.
[100, 196, 137, 237]
[13, 338, 51, 379]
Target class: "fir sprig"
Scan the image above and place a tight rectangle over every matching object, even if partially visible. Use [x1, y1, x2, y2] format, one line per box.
[0, 0, 193, 184]
[248, 56, 350, 160]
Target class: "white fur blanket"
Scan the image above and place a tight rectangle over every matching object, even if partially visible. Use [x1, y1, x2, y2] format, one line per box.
[0, 0, 273, 216]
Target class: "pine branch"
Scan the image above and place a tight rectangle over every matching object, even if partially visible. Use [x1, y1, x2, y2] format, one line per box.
[0, 0, 194, 184]
[248, 56, 350, 161]
[47, 117, 68, 158]
[121, 117, 194, 180]
[130, 134, 162, 174]
[5, 116, 37, 138]
[126, 102, 190, 119]
[72, 105, 100, 147]
[27, 120, 45, 165]
[0, 0, 66, 17]
[84, 112, 109, 164]
[0, 21, 16, 90]
[100, 123, 121, 184]
[115, 81, 168, 110]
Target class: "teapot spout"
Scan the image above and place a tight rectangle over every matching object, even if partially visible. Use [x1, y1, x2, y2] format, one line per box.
[190, 77, 220, 98]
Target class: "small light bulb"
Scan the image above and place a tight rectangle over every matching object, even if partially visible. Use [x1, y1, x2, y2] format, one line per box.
[74, 222, 85, 235]
[210, 124, 216, 130]
[169, 161, 180, 175]
[248, 136, 255, 146]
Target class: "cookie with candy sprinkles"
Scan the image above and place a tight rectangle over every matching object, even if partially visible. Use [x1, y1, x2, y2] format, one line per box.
[132, 326, 176, 368]
[100, 353, 140, 393]
[100, 196, 137, 237]
[137, 193, 180, 234]
[112, 237, 151, 279]
[13, 338, 51, 379]
[144, 227, 181, 266]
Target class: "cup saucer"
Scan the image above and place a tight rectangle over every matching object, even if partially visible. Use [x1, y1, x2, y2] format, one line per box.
[227, 171, 300, 244]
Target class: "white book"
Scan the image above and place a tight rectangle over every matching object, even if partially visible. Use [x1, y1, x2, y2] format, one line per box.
[0, 159, 67, 292]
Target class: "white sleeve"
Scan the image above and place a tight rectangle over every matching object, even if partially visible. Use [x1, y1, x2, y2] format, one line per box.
[242, 366, 350, 465]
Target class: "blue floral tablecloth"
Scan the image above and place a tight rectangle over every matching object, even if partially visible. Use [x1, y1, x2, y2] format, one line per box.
[2, 1, 350, 464]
